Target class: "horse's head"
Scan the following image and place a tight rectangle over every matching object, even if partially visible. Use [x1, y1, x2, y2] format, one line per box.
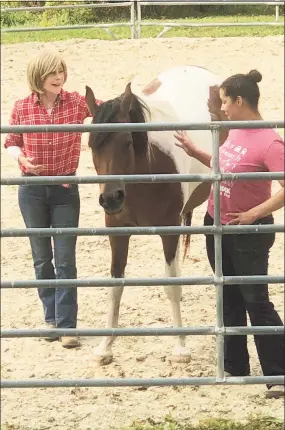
[85, 83, 149, 215]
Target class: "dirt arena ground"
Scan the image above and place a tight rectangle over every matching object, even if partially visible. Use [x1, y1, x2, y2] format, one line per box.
[1, 36, 284, 429]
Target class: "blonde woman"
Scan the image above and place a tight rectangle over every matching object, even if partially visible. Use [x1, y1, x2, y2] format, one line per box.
[5, 49, 102, 348]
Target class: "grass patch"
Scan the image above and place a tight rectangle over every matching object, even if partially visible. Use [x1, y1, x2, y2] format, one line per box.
[1, 15, 284, 44]
[124, 415, 284, 430]
[1, 416, 284, 430]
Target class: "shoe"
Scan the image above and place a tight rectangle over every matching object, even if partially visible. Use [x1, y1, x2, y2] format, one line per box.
[60, 336, 80, 348]
[43, 323, 59, 342]
[265, 385, 285, 399]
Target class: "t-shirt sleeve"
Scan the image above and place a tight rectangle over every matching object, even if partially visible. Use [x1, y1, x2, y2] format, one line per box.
[264, 138, 284, 172]
[4, 102, 24, 149]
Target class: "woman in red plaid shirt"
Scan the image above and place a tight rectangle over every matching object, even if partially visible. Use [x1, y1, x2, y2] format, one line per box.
[5, 49, 102, 348]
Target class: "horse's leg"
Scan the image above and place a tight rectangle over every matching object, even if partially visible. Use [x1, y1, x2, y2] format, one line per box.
[94, 235, 130, 366]
[161, 234, 191, 363]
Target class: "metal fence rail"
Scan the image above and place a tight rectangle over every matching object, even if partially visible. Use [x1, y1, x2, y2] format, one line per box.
[1, 275, 284, 290]
[137, 0, 284, 38]
[1, 0, 284, 39]
[2, 119, 284, 133]
[1, 120, 284, 388]
[1, 171, 284, 186]
[1, 224, 285, 238]
[2, 375, 283, 389]
[2, 326, 283, 338]
[1, 1, 137, 40]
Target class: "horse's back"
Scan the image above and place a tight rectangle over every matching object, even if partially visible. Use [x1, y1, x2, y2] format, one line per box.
[136, 65, 222, 210]
[140, 65, 221, 122]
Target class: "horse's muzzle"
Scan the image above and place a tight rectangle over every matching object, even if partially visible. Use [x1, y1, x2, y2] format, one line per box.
[99, 189, 125, 214]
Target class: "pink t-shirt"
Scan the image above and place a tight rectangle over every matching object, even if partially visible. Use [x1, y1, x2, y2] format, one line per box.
[207, 128, 284, 225]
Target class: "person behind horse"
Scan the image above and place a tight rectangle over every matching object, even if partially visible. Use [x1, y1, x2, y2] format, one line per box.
[174, 69, 284, 399]
[4, 49, 102, 348]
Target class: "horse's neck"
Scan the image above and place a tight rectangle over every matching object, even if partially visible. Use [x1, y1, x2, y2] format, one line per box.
[139, 94, 177, 124]
[134, 151, 150, 174]
[135, 95, 180, 173]
[134, 137, 176, 176]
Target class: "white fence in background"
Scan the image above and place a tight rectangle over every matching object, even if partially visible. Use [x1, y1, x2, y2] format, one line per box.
[1, 0, 283, 39]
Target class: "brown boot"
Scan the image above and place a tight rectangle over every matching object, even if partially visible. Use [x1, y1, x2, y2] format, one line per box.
[60, 336, 80, 348]
[43, 323, 58, 342]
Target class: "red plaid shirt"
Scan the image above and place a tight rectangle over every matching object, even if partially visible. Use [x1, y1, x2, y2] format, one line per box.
[4, 90, 102, 176]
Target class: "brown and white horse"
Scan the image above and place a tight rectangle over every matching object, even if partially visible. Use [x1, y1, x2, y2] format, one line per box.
[85, 66, 222, 366]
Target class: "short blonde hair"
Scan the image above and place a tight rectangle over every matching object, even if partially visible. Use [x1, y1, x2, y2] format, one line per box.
[27, 49, 68, 94]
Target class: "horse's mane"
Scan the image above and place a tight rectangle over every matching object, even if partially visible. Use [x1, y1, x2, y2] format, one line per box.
[90, 93, 151, 155]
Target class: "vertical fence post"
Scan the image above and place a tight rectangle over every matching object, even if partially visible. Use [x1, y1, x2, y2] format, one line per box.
[136, 0, 141, 39]
[211, 127, 225, 379]
[131, 0, 136, 39]
[275, 5, 280, 22]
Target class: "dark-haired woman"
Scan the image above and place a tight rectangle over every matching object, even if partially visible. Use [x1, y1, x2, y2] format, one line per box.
[175, 70, 284, 399]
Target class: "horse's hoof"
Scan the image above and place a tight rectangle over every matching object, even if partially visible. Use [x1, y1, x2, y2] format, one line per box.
[170, 346, 191, 364]
[94, 353, 114, 366]
[170, 354, 191, 364]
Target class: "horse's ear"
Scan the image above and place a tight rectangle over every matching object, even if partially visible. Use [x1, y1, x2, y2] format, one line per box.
[85, 85, 100, 117]
[120, 82, 133, 115]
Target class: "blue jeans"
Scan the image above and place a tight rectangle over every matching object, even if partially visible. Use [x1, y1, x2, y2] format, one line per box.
[18, 183, 80, 328]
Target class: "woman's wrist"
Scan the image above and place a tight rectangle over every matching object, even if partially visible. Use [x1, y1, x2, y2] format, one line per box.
[192, 147, 211, 167]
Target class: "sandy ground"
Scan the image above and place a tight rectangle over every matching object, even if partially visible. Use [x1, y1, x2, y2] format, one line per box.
[1, 36, 284, 430]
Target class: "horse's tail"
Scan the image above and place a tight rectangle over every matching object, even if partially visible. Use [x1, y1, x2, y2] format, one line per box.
[182, 211, 193, 261]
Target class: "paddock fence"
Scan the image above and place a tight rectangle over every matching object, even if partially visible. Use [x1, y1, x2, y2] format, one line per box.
[1, 119, 284, 389]
[1, 0, 284, 39]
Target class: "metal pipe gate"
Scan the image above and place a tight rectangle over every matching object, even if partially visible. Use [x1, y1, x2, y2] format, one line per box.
[1, 120, 284, 389]
[1, 1, 137, 40]
[1, 0, 284, 40]
[136, 0, 284, 39]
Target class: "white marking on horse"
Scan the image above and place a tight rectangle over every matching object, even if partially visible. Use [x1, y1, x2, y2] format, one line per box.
[136, 65, 222, 210]
[163, 242, 190, 361]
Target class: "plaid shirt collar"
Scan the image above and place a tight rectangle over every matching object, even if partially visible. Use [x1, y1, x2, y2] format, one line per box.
[31, 89, 69, 106]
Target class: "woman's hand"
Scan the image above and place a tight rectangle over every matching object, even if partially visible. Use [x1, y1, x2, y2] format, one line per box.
[174, 130, 212, 167]
[174, 130, 197, 156]
[227, 210, 258, 225]
[208, 85, 229, 144]
[18, 155, 46, 175]
[208, 85, 222, 119]
[228, 182, 284, 225]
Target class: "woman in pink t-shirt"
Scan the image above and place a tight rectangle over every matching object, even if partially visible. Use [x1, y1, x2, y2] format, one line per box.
[175, 70, 284, 399]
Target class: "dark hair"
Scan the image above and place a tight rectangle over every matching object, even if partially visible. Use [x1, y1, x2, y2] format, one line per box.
[220, 69, 262, 111]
